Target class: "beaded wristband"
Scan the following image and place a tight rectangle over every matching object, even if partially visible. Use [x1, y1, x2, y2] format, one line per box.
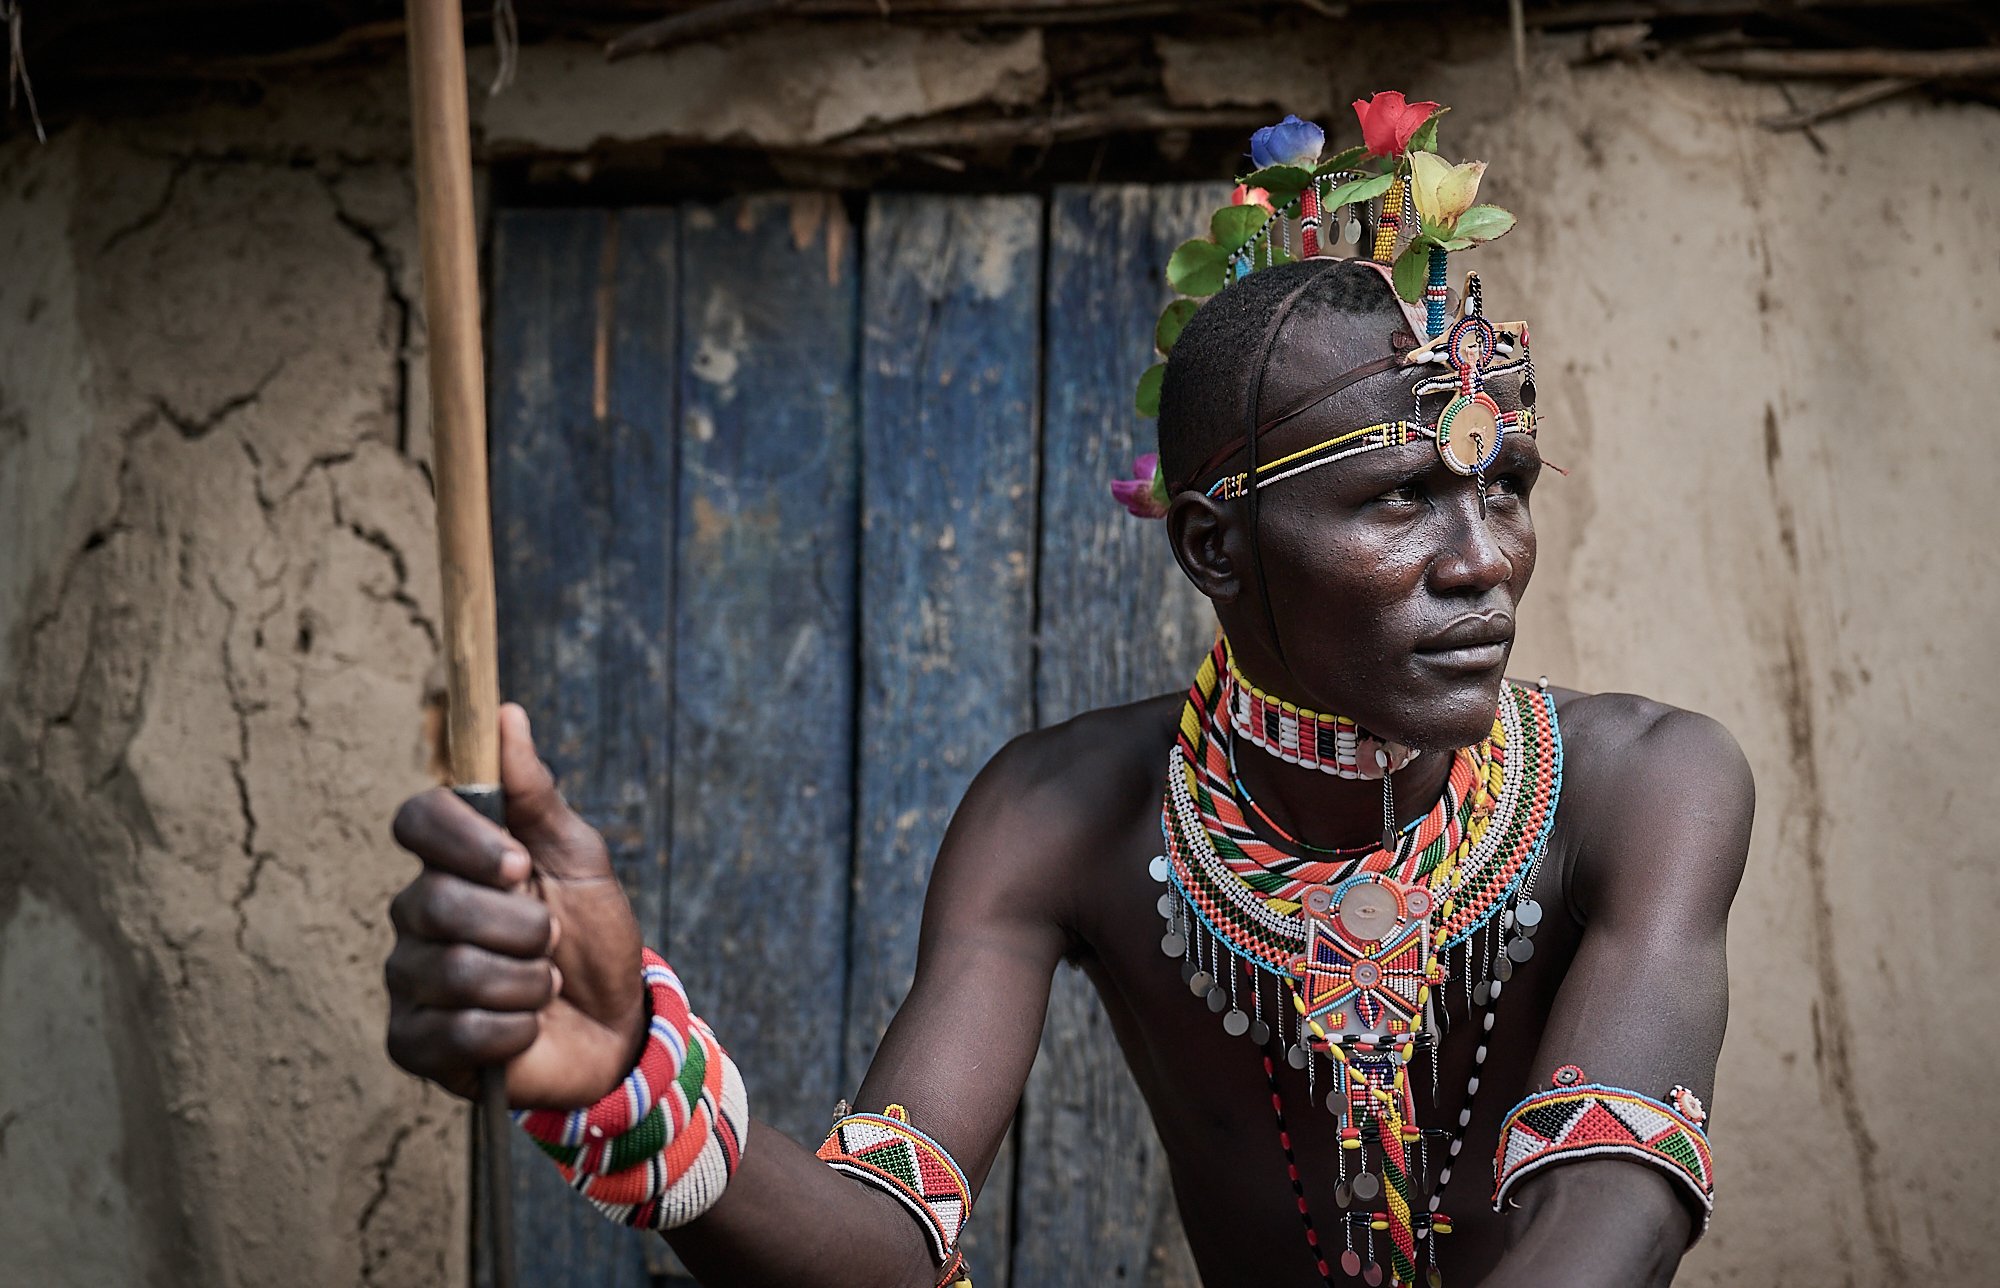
[516, 949, 749, 1230]
[817, 1104, 973, 1281]
[1492, 1082, 1714, 1241]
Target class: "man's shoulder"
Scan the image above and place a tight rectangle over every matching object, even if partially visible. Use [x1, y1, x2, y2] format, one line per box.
[977, 692, 1182, 828]
[1536, 684, 1755, 916]
[1544, 687, 1750, 794]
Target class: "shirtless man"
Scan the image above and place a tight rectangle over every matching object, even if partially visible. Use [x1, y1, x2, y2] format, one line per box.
[382, 202, 1752, 1287]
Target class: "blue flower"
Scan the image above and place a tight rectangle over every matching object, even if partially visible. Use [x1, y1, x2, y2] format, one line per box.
[1249, 114, 1325, 169]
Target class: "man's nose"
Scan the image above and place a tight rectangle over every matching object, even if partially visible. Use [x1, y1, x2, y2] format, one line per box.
[1430, 489, 1513, 593]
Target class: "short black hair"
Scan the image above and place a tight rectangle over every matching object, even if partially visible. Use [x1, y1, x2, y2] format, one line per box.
[1157, 258, 1410, 492]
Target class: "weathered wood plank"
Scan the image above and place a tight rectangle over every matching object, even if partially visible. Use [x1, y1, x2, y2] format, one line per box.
[668, 194, 861, 1155]
[1013, 182, 1225, 1287]
[491, 207, 679, 1288]
[847, 192, 1043, 1285]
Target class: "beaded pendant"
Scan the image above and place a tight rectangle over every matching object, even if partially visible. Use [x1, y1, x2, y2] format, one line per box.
[1153, 644, 1562, 1286]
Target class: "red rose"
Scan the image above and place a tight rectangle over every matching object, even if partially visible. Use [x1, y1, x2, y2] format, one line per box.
[1352, 91, 1441, 159]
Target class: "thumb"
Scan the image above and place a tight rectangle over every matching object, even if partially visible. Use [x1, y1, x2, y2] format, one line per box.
[498, 703, 611, 880]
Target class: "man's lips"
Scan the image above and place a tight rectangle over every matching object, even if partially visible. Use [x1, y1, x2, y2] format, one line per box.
[1413, 610, 1515, 670]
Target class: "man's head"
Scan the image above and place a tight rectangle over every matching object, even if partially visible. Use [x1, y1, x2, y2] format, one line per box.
[1160, 259, 1542, 752]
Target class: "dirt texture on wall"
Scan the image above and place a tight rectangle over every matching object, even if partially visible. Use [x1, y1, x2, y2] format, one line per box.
[0, 90, 463, 1288]
[1, 27, 1995, 1288]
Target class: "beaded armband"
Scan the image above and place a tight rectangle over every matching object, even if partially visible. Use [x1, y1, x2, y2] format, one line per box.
[515, 949, 749, 1230]
[1492, 1082, 1714, 1240]
[818, 1104, 973, 1286]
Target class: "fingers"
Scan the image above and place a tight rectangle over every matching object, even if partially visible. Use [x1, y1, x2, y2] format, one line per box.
[386, 1004, 539, 1091]
[392, 788, 531, 890]
[384, 940, 558, 1012]
[389, 871, 553, 957]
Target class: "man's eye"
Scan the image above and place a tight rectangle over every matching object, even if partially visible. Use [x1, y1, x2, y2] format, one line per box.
[1375, 483, 1421, 506]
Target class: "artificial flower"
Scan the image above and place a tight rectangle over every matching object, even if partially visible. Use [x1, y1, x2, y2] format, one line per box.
[1409, 151, 1486, 230]
[1110, 452, 1169, 519]
[1352, 91, 1440, 159]
[1231, 183, 1275, 214]
[1249, 115, 1324, 170]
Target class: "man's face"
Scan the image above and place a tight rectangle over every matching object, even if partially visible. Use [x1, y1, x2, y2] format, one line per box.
[1183, 340, 1542, 752]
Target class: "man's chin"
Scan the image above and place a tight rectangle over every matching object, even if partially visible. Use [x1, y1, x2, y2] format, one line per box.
[1378, 667, 1511, 751]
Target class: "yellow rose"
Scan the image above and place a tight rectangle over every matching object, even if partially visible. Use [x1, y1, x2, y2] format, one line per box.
[1409, 151, 1487, 231]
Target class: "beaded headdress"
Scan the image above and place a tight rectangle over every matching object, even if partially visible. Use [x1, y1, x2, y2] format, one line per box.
[1108, 94, 1537, 521]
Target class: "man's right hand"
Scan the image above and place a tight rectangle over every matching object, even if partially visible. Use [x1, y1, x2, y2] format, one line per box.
[385, 703, 646, 1108]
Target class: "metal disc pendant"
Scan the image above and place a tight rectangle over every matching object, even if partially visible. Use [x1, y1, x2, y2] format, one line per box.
[1430, 1269, 1445, 1288]
[1250, 1019, 1272, 1046]
[1148, 855, 1170, 883]
[1206, 985, 1229, 1013]
[1341, 1250, 1362, 1277]
[1494, 955, 1514, 983]
[1160, 932, 1185, 959]
[1288, 1044, 1309, 1070]
[1157, 892, 1177, 918]
[1180, 958, 1198, 984]
[1364, 1262, 1384, 1287]
[1351, 1171, 1381, 1201]
[1472, 981, 1491, 1007]
[1335, 1181, 1353, 1208]
[1515, 898, 1543, 929]
[1507, 935, 1535, 963]
[1327, 1089, 1344, 1113]
[1189, 970, 1213, 997]
[1223, 1008, 1250, 1037]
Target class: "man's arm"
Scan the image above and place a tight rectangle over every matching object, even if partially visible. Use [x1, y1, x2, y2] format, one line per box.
[668, 735, 1077, 1285]
[385, 709, 1073, 1288]
[1481, 698, 1753, 1288]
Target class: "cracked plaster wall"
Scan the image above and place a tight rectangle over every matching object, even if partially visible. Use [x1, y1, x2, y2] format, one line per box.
[1, 38, 1996, 1288]
[1, 109, 461, 1287]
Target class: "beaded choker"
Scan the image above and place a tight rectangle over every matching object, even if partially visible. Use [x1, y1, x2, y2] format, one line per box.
[1225, 642, 1419, 780]
[1151, 638, 1562, 1286]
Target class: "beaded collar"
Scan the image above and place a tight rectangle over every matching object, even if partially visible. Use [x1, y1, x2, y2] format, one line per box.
[1159, 639, 1556, 981]
[1149, 639, 1563, 1287]
[1224, 640, 1420, 780]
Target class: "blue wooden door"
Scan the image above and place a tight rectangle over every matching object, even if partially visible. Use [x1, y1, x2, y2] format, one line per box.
[490, 186, 1219, 1288]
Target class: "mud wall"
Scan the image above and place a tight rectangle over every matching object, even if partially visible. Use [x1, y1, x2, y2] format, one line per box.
[1, 30, 1993, 1288]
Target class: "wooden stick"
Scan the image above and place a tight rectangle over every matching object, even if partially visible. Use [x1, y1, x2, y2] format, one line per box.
[404, 5, 514, 1288]
[408, 0, 500, 794]
[1760, 75, 1922, 129]
[1693, 46, 2000, 80]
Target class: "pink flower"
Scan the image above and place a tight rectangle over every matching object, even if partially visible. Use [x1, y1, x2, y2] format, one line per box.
[1352, 91, 1441, 159]
[1231, 183, 1275, 214]
[1110, 452, 1169, 519]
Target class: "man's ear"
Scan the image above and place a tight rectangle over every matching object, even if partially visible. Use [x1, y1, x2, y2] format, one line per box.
[1167, 492, 1240, 603]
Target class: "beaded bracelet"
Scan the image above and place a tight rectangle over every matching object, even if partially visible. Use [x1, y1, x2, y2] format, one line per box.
[515, 949, 749, 1230]
[1492, 1081, 1713, 1241]
[818, 1103, 974, 1286]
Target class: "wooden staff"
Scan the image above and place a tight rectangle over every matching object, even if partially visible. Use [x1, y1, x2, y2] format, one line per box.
[404, 2, 515, 1285]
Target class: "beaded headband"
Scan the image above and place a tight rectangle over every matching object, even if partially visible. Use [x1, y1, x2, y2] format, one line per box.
[1108, 95, 1539, 521]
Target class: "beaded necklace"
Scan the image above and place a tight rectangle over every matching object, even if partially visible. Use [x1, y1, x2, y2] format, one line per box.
[1150, 639, 1562, 1286]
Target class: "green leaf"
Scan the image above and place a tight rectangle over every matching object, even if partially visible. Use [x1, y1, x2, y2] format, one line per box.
[1312, 145, 1370, 177]
[1420, 217, 1455, 245]
[1392, 241, 1430, 304]
[1166, 239, 1227, 297]
[1134, 362, 1166, 418]
[1451, 204, 1517, 244]
[1322, 171, 1396, 210]
[1154, 299, 1201, 356]
[1210, 204, 1270, 253]
[1409, 106, 1449, 157]
[1241, 163, 1311, 206]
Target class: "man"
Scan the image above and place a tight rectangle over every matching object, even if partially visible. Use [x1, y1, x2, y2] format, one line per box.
[382, 110, 1752, 1287]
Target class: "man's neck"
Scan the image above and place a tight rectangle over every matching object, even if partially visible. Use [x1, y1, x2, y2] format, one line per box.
[1232, 741, 1457, 852]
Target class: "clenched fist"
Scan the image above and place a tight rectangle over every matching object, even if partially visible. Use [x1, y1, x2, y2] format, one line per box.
[385, 704, 646, 1108]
